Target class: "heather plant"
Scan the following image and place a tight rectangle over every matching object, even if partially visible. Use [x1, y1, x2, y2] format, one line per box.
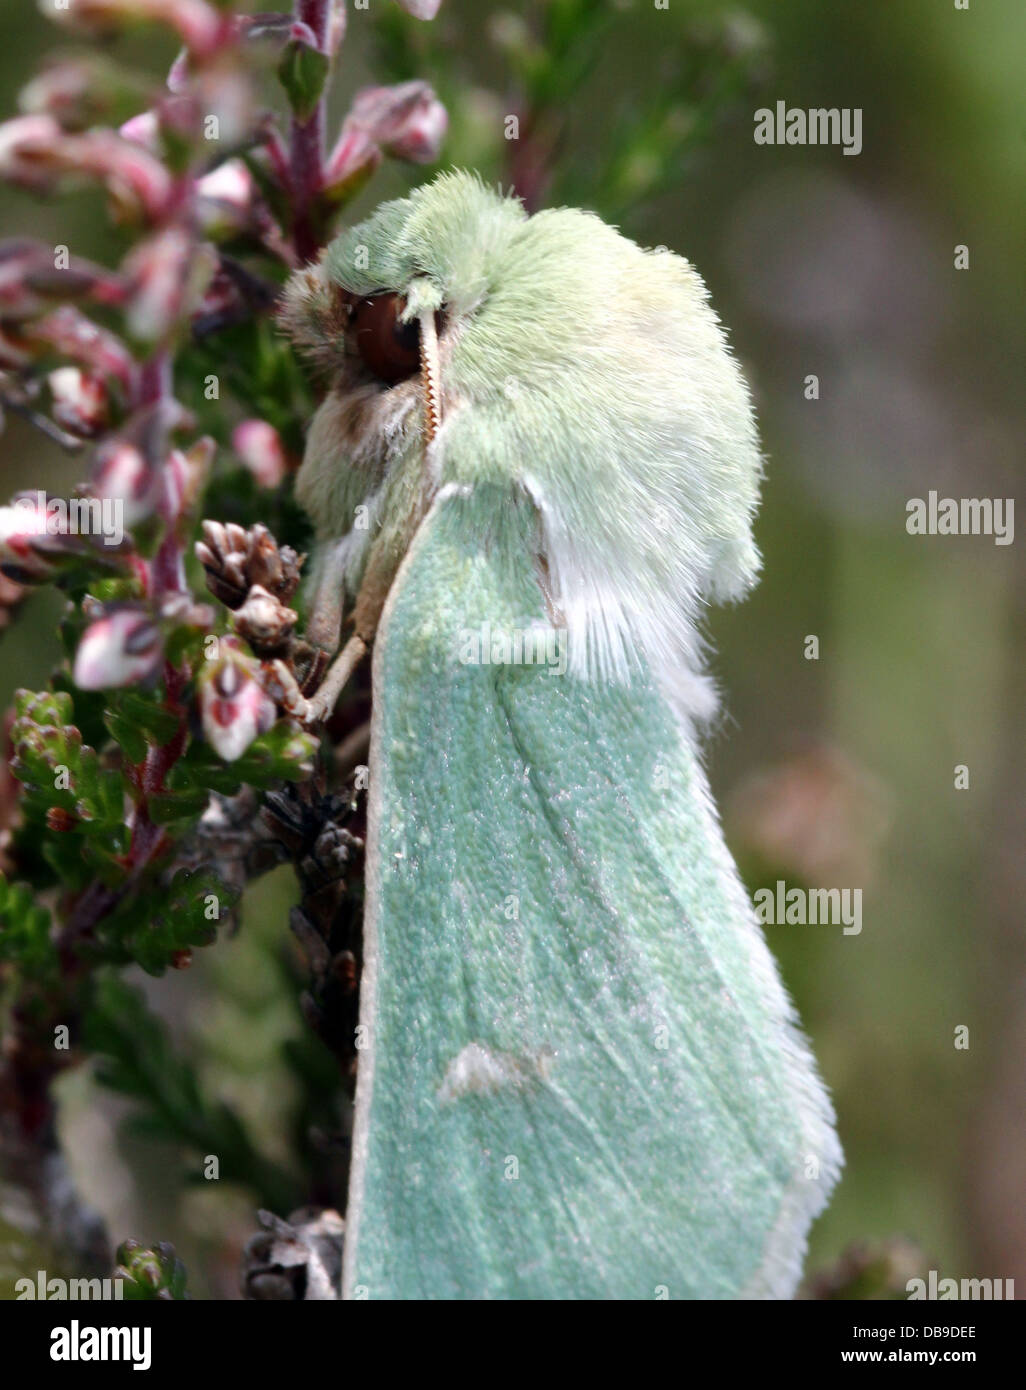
[0, 0, 453, 1295]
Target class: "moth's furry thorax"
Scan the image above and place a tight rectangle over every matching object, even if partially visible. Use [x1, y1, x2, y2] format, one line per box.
[283, 171, 764, 719]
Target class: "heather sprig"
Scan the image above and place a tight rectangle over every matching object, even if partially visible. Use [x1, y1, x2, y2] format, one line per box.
[0, 0, 447, 1277]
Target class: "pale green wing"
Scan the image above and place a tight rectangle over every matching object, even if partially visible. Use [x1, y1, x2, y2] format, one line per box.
[344, 484, 841, 1300]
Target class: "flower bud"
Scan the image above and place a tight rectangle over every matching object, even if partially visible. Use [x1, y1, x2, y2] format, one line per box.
[48, 366, 110, 437]
[0, 115, 174, 222]
[196, 159, 257, 237]
[199, 641, 276, 762]
[19, 55, 148, 133]
[323, 81, 447, 198]
[124, 227, 215, 342]
[320, 126, 379, 203]
[0, 495, 59, 582]
[49, 0, 226, 61]
[119, 110, 160, 151]
[91, 436, 158, 526]
[24, 306, 137, 388]
[195, 519, 302, 610]
[73, 605, 164, 689]
[0, 114, 62, 190]
[232, 419, 287, 489]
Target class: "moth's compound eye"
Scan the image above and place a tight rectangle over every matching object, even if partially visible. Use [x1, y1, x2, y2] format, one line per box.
[351, 292, 421, 386]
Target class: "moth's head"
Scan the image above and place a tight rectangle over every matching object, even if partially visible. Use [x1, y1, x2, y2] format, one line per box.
[278, 171, 524, 411]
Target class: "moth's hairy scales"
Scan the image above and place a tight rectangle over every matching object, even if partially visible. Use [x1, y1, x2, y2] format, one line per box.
[282, 169, 762, 716]
[281, 171, 841, 1300]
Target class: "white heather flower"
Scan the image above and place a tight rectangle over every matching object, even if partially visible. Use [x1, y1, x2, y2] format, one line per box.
[73, 608, 163, 689]
[200, 645, 276, 761]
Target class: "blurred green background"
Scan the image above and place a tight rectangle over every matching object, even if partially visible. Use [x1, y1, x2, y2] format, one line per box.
[0, 0, 1023, 1296]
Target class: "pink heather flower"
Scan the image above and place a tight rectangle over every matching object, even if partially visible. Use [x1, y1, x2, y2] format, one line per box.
[91, 437, 157, 526]
[73, 607, 164, 689]
[0, 496, 58, 581]
[327, 1, 347, 57]
[196, 158, 252, 208]
[80, 132, 175, 223]
[19, 59, 103, 129]
[320, 125, 380, 200]
[232, 420, 287, 489]
[0, 115, 65, 190]
[0, 240, 127, 327]
[119, 110, 160, 151]
[123, 227, 215, 342]
[155, 437, 214, 530]
[26, 305, 137, 390]
[48, 367, 110, 437]
[323, 81, 447, 193]
[76, 129, 174, 222]
[196, 159, 257, 236]
[199, 643, 276, 762]
[123, 226, 189, 343]
[0, 114, 68, 194]
[381, 94, 447, 163]
[349, 81, 447, 163]
[53, 0, 226, 60]
[0, 115, 174, 222]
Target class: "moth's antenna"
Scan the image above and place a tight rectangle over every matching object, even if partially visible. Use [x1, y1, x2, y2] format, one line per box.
[419, 311, 442, 452]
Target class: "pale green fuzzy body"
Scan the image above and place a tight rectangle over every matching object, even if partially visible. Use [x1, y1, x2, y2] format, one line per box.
[288, 171, 762, 709]
[281, 172, 842, 1299]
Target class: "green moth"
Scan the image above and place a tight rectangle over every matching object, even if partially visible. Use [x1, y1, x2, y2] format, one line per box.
[278, 171, 842, 1299]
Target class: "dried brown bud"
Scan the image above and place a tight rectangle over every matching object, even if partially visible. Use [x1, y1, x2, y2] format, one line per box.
[196, 518, 303, 610]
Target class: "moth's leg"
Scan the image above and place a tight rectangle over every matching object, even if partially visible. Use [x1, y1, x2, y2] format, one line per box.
[284, 307, 439, 727]
[272, 634, 366, 723]
[275, 515, 416, 726]
[264, 535, 350, 719]
[304, 535, 350, 654]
